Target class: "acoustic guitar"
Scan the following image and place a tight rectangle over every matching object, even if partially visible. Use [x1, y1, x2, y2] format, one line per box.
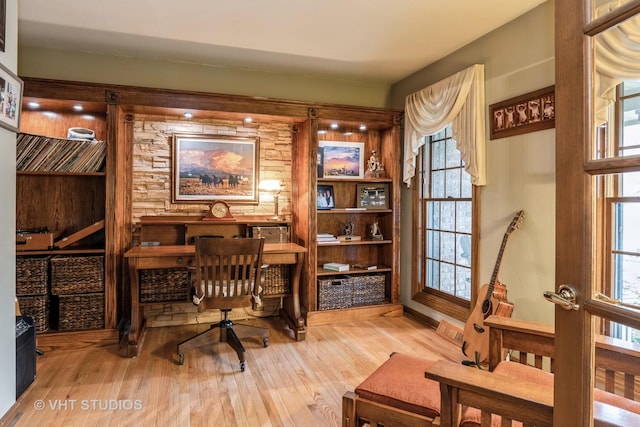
[461, 210, 524, 366]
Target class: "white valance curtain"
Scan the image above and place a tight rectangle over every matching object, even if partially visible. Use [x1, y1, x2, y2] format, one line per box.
[594, 1, 640, 124]
[403, 63, 486, 187]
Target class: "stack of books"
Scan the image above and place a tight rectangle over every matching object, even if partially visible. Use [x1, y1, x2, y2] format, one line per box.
[352, 264, 378, 270]
[323, 262, 350, 272]
[317, 233, 339, 244]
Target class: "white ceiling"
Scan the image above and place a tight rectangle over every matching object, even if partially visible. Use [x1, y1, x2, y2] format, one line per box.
[18, 0, 548, 83]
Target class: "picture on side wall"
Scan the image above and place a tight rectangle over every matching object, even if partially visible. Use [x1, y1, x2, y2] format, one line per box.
[172, 134, 259, 204]
[489, 85, 555, 140]
[0, 0, 6, 52]
[0, 61, 22, 133]
[318, 141, 365, 179]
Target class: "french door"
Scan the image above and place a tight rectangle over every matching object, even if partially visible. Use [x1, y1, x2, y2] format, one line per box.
[554, 0, 640, 425]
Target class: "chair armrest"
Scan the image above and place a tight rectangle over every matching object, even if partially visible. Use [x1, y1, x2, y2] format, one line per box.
[425, 360, 553, 426]
[485, 315, 555, 371]
[484, 315, 554, 337]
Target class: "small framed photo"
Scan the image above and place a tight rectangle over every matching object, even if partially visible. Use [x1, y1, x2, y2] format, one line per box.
[357, 183, 389, 209]
[317, 184, 335, 210]
[0, 62, 23, 132]
[318, 141, 365, 179]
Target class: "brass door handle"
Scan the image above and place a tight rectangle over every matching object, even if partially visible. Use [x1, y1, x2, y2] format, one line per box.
[543, 284, 579, 311]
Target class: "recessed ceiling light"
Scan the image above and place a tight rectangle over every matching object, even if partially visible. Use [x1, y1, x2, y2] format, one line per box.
[359, 124, 367, 131]
[244, 117, 253, 123]
[27, 101, 40, 109]
[343, 131, 353, 136]
[330, 123, 339, 129]
[184, 112, 193, 119]
[73, 104, 83, 111]
[318, 130, 327, 135]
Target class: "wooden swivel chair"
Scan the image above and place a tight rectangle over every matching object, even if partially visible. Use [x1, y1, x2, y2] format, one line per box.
[177, 237, 269, 371]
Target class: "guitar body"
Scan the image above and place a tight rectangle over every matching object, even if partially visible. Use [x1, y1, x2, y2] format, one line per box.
[461, 281, 514, 364]
[460, 210, 523, 366]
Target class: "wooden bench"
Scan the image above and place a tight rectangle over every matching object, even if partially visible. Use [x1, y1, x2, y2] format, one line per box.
[342, 316, 640, 427]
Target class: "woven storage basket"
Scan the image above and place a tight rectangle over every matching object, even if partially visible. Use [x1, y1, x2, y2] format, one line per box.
[50, 255, 104, 295]
[54, 292, 104, 330]
[351, 274, 386, 307]
[17, 295, 49, 333]
[16, 256, 49, 296]
[140, 269, 191, 303]
[262, 265, 290, 295]
[318, 276, 352, 310]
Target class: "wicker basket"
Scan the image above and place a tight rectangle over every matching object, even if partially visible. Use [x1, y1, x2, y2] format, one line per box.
[318, 276, 352, 310]
[351, 274, 386, 307]
[50, 255, 104, 295]
[17, 295, 49, 333]
[262, 265, 290, 295]
[140, 269, 191, 303]
[16, 256, 49, 296]
[53, 292, 104, 331]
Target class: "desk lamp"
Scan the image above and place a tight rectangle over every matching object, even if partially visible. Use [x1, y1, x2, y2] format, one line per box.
[259, 179, 283, 221]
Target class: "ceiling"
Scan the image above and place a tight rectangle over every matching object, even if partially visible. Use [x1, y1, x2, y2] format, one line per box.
[18, 0, 548, 84]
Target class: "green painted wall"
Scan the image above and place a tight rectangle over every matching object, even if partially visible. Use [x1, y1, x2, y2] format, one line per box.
[18, 46, 392, 108]
[390, 1, 556, 326]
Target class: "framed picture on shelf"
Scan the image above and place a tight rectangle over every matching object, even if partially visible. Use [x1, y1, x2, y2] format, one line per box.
[317, 184, 335, 210]
[357, 183, 389, 209]
[317, 146, 324, 178]
[318, 141, 365, 179]
[172, 134, 259, 204]
[0, 61, 22, 132]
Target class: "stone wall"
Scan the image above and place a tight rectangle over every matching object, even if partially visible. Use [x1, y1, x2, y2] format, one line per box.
[132, 114, 293, 222]
[132, 114, 293, 326]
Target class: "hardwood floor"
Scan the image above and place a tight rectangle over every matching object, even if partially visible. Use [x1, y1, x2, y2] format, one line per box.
[2, 315, 464, 427]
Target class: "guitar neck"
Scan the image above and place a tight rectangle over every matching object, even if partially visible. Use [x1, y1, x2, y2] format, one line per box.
[483, 210, 524, 301]
[486, 232, 510, 297]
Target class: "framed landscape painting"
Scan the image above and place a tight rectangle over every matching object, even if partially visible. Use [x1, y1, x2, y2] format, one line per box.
[318, 141, 365, 179]
[172, 134, 259, 204]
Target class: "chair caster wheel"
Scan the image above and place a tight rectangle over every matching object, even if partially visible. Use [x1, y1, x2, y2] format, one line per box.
[178, 354, 184, 365]
[263, 338, 269, 347]
[240, 361, 246, 372]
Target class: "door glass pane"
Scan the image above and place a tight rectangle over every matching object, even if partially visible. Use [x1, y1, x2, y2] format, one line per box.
[592, 0, 636, 21]
[598, 172, 640, 343]
[593, 10, 640, 160]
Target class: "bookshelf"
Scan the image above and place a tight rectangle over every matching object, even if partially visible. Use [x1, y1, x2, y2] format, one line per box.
[292, 108, 403, 326]
[15, 85, 117, 343]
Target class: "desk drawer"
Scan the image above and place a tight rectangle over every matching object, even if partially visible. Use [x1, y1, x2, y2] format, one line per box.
[263, 253, 296, 265]
[136, 256, 194, 270]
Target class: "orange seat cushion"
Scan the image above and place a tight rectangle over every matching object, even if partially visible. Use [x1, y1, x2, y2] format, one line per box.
[355, 353, 440, 419]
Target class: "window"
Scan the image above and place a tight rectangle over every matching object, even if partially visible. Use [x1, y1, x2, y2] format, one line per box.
[413, 125, 476, 321]
[597, 81, 640, 343]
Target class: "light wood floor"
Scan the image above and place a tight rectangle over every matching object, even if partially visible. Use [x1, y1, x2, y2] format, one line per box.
[2, 314, 464, 427]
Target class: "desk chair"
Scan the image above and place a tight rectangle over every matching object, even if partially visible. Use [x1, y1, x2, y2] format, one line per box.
[177, 237, 269, 371]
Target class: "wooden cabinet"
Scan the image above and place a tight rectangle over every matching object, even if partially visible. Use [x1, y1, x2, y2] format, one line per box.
[15, 77, 403, 347]
[292, 108, 404, 326]
[16, 79, 126, 348]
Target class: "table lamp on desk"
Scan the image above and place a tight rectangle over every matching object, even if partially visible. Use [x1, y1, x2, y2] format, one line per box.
[259, 179, 284, 221]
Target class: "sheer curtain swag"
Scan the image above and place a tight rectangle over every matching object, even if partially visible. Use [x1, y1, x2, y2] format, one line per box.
[403, 63, 486, 187]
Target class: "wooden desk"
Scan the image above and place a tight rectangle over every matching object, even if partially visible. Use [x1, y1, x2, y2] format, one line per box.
[124, 242, 307, 357]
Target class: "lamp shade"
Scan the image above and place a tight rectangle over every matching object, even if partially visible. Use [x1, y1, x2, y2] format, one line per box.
[259, 179, 282, 193]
